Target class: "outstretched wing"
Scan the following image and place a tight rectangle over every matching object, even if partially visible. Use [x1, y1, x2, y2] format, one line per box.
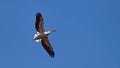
[35, 12, 45, 33]
[41, 37, 55, 57]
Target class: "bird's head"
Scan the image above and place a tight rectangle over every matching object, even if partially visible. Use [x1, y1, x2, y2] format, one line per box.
[48, 30, 56, 33]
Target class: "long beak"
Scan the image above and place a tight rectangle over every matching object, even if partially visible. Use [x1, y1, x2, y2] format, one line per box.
[49, 30, 56, 32]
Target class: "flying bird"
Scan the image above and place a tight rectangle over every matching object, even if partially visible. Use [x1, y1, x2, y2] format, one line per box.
[34, 12, 56, 57]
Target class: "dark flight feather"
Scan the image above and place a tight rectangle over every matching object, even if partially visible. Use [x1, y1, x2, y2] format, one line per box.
[35, 12, 44, 33]
[41, 37, 55, 57]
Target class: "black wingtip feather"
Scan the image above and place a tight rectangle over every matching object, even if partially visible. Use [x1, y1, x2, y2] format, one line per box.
[36, 12, 42, 16]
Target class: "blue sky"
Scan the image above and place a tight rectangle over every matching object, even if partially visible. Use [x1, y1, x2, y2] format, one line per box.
[0, 0, 120, 68]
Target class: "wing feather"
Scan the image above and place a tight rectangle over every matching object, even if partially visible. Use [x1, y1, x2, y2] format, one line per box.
[35, 12, 45, 33]
[41, 37, 55, 57]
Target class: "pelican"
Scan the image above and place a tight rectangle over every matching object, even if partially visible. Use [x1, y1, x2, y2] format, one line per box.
[34, 12, 56, 57]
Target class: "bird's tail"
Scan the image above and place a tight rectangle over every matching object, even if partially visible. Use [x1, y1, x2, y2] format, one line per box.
[35, 39, 40, 42]
[34, 34, 41, 42]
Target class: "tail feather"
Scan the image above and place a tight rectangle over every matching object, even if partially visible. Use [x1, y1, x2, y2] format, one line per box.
[34, 34, 41, 42]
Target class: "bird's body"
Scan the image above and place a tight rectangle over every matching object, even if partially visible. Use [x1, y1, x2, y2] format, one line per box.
[34, 32, 49, 40]
[34, 30, 56, 41]
[33, 12, 56, 57]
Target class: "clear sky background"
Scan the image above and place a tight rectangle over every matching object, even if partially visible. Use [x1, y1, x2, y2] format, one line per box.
[0, 0, 120, 68]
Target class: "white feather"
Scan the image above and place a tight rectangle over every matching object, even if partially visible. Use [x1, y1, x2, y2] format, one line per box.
[35, 39, 40, 42]
[34, 34, 37, 39]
